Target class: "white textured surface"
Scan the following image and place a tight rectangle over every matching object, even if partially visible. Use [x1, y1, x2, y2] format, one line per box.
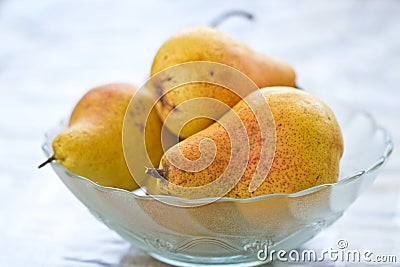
[0, 0, 399, 266]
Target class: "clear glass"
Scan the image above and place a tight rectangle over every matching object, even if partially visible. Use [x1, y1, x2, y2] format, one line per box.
[42, 101, 393, 267]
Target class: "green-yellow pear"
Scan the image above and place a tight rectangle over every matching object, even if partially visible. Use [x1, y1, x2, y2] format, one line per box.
[148, 87, 343, 198]
[40, 83, 176, 191]
[150, 26, 297, 138]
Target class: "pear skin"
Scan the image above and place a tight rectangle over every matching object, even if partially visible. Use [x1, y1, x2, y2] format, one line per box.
[50, 83, 175, 191]
[152, 87, 343, 198]
[150, 26, 297, 138]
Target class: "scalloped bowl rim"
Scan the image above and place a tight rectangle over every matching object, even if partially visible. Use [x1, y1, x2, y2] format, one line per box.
[42, 106, 393, 205]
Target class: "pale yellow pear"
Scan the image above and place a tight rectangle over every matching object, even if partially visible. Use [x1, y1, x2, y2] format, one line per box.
[45, 83, 175, 191]
[150, 26, 297, 138]
[150, 87, 343, 198]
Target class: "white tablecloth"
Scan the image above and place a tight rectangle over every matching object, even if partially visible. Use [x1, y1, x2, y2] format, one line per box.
[0, 1, 399, 266]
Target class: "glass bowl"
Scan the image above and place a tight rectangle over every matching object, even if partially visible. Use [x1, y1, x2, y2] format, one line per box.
[42, 101, 393, 267]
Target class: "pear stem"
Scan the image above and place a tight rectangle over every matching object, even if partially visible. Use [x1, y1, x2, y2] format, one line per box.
[210, 10, 254, 28]
[145, 168, 167, 180]
[38, 155, 55, 169]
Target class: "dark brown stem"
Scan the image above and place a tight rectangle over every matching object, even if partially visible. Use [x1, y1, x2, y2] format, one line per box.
[145, 168, 167, 180]
[38, 155, 55, 168]
[209, 10, 254, 28]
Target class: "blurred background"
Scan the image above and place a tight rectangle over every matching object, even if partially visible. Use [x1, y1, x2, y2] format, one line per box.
[0, 0, 399, 266]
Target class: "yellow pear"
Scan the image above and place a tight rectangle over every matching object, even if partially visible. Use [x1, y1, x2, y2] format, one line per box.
[40, 83, 176, 191]
[150, 26, 297, 138]
[148, 87, 343, 198]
